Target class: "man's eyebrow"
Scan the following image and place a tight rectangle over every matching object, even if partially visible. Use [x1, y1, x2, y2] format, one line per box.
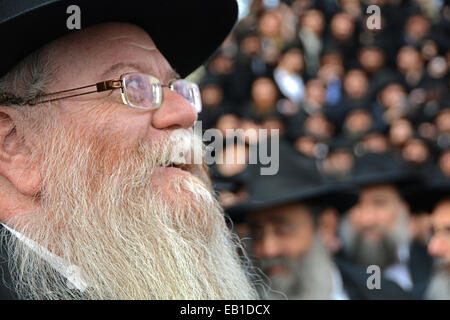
[268, 216, 287, 224]
[102, 62, 147, 78]
[431, 226, 450, 235]
[102, 62, 181, 82]
[169, 69, 181, 81]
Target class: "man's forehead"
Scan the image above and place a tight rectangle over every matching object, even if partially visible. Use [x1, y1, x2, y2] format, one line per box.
[49, 23, 178, 85]
[51, 23, 153, 54]
[101, 62, 180, 82]
[248, 203, 311, 224]
[433, 200, 450, 223]
[361, 184, 399, 197]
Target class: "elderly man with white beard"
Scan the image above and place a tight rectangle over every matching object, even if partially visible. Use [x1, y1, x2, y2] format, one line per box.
[0, 0, 259, 300]
[228, 142, 411, 300]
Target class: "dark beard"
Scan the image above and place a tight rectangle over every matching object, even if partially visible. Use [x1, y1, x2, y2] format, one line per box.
[257, 237, 335, 300]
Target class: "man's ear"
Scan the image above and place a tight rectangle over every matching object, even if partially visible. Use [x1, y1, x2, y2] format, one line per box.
[0, 108, 41, 197]
[318, 207, 341, 253]
[402, 200, 411, 216]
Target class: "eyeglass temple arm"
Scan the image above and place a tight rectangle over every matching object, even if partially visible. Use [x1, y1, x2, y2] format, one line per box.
[28, 79, 123, 105]
[96, 79, 123, 92]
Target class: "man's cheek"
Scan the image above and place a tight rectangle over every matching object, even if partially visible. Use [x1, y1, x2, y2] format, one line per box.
[445, 240, 450, 262]
[59, 100, 127, 137]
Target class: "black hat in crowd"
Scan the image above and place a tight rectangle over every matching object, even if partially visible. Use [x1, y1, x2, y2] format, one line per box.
[210, 166, 248, 194]
[227, 141, 359, 222]
[328, 136, 355, 154]
[209, 137, 250, 192]
[349, 151, 417, 188]
[0, 0, 238, 78]
[403, 164, 450, 214]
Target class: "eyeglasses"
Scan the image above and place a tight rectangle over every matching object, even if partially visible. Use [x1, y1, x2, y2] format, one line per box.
[27, 73, 202, 113]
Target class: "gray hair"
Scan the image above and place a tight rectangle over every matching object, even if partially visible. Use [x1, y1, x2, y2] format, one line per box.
[0, 49, 53, 107]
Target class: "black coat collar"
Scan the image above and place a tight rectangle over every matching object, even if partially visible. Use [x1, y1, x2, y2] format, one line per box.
[0, 224, 18, 300]
[334, 255, 414, 300]
[0, 224, 85, 300]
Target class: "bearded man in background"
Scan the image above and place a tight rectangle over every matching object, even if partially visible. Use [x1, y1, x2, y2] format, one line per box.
[339, 152, 433, 299]
[426, 198, 450, 300]
[228, 143, 411, 300]
[403, 164, 450, 300]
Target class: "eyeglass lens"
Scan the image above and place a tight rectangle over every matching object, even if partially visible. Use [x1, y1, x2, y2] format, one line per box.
[122, 74, 162, 110]
[122, 74, 202, 112]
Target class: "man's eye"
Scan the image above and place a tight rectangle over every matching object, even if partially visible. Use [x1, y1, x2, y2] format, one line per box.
[129, 79, 145, 90]
[430, 227, 450, 239]
[373, 199, 388, 206]
[250, 229, 264, 240]
[440, 228, 450, 238]
[275, 224, 298, 235]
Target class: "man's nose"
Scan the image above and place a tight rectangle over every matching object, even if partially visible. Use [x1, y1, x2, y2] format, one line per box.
[358, 208, 379, 227]
[254, 233, 282, 259]
[428, 236, 445, 258]
[151, 88, 198, 130]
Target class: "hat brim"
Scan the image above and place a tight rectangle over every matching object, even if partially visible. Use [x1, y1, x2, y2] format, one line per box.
[0, 0, 238, 78]
[350, 171, 415, 188]
[227, 184, 359, 223]
[404, 183, 450, 213]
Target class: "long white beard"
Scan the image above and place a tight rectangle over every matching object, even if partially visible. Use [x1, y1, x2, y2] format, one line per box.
[3, 122, 257, 300]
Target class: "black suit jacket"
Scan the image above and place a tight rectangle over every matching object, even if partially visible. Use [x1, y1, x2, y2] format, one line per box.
[0, 225, 18, 299]
[335, 257, 413, 300]
[334, 240, 433, 300]
[407, 240, 433, 299]
[0, 224, 84, 300]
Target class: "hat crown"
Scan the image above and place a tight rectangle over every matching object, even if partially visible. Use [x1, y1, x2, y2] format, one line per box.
[0, 0, 238, 78]
[350, 152, 414, 186]
[245, 142, 325, 201]
[0, 0, 58, 23]
[226, 141, 358, 216]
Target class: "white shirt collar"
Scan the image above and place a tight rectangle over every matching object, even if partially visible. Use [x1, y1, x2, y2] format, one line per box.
[1, 223, 88, 292]
[329, 263, 350, 300]
[273, 67, 305, 103]
[383, 244, 413, 291]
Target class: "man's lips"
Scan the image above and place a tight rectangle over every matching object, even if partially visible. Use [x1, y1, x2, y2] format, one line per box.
[266, 265, 290, 276]
[158, 163, 191, 175]
[156, 163, 200, 179]
[167, 163, 188, 171]
[153, 162, 211, 189]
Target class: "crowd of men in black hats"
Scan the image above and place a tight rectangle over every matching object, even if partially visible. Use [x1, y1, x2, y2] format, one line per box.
[197, 0, 450, 300]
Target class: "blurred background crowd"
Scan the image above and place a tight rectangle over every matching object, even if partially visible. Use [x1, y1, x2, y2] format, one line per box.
[195, 0, 449, 188]
[192, 0, 449, 300]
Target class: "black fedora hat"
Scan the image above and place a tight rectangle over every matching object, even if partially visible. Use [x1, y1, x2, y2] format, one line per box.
[349, 151, 417, 188]
[227, 141, 359, 222]
[0, 0, 238, 78]
[403, 164, 450, 214]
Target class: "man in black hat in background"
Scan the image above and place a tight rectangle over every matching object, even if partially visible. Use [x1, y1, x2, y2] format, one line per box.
[426, 195, 450, 300]
[229, 142, 410, 299]
[339, 152, 433, 299]
[404, 164, 450, 300]
[0, 0, 259, 299]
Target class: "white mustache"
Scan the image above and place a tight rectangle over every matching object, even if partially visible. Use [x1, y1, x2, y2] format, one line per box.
[157, 129, 204, 167]
[4, 124, 258, 300]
